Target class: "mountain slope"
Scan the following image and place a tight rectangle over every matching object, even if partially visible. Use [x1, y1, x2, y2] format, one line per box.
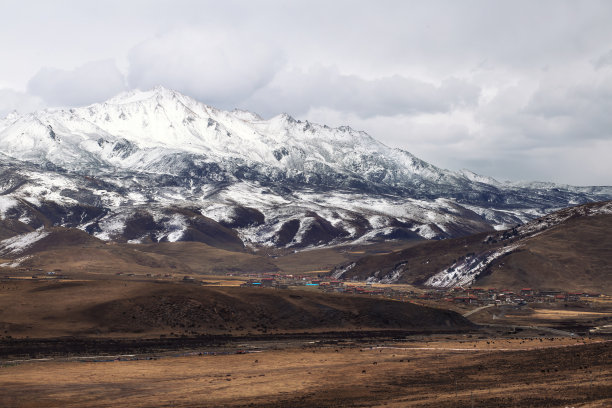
[474, 212, 612, 292]
[0, 227, 279, 276]
[0, 87, 611, 251]
[334, 201, 612, 292]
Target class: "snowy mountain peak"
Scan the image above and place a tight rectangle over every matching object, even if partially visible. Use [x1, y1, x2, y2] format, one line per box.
[0, 87, 609, 201]
[231, 109, 263, 122]
[104, 86, 191, 106]
[4, 87, 435, 183]
[0, 87, 611, 251]
[458, 169, 502, 186]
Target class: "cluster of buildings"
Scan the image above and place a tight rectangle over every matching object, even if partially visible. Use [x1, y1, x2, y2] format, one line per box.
[8, 267, 604, 307]
[239, 274, 602, 305]
[421, 287, 602, 305]
[240, 274, 416, 300]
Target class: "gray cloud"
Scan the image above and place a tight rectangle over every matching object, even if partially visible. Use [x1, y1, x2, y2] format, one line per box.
[483, 66, 612, 152]
[242, 67, 480, 118]
[27, 60, 126, 106]
[524, 80, 612, 144]
[594, 49, 612, 69]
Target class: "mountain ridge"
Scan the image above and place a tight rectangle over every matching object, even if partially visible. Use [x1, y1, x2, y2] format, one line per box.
[332, 200, 612, 292]
[0, 87, 611, 252]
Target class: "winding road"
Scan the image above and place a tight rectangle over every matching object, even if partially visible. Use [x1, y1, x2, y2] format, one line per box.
[462, 303, 495, 317]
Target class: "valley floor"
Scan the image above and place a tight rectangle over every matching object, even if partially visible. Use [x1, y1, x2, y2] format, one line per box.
[1, 337, 610, 407]
[1, 275, 611, 407]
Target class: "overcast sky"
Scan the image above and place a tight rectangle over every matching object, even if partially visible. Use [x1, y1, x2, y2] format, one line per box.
[1, 0, 612, 186]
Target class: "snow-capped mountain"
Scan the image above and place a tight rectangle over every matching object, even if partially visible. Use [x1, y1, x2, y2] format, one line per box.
[0, 86, 611, 250]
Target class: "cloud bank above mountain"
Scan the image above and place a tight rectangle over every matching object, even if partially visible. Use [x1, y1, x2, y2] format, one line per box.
[27, 60, 127, 106]
[1, 0, 611, 185]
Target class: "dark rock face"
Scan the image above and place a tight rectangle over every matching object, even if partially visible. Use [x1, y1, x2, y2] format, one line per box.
[275, 219, 301, 246]
[298, 213, 349, 246]
[123, 212, 158, 241]
[218, 206, 265, 229]
[182, 214, 244, 252]
[0, 219, 33, 241]
[2, 199, 107, 230]
[377, 228, 421, 241]
[119, 208, 245, 251]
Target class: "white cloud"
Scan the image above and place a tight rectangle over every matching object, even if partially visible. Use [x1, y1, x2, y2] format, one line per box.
[127, 27, 284, 108]
[1, 1, 611, 185]
[296, 60, 612, 186]
[27, 59, 126, 106]
[0, 89, 45, 118]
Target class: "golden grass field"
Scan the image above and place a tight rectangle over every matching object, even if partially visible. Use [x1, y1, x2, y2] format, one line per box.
[1, 338, 610, 407]
[524, 309, 611, 320]
[458, 297, 612, 332]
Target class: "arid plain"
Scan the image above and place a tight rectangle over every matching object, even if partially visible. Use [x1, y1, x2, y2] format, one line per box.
[1, 272, 611, 408]
[1, 336, 610, 407]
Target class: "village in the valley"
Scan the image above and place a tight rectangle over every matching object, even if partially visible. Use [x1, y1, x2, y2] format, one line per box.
[9, 267, 606, 309]
[237, 274, 604, 304]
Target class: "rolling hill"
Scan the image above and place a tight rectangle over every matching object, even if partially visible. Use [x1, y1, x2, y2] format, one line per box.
[333, 201, 612, 292]
[0, 227, 278, 276]
[0, 280, 473, 340]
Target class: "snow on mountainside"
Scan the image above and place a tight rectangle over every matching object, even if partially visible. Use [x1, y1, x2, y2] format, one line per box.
[424, 200, 612, 288]
[0, 86, 462, 191]
[0, 86, 611, 250]
[332, 200, 612, 290]
[0, 229, 49, 256]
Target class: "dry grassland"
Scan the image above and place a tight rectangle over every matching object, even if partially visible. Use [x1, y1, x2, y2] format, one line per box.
[526, 309, 611, 320]
[1, 338, 610, 407]
[0, 279, 471, 340]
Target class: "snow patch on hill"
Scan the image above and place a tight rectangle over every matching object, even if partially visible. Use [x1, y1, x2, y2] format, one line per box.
[424, 201, 612, 288]
[0, 255, 32, 268]
[0, 196, 18, 219]
[0, 230, 49, 256]
[425, 244, 521, 288]
[515, 200, 612, 239]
